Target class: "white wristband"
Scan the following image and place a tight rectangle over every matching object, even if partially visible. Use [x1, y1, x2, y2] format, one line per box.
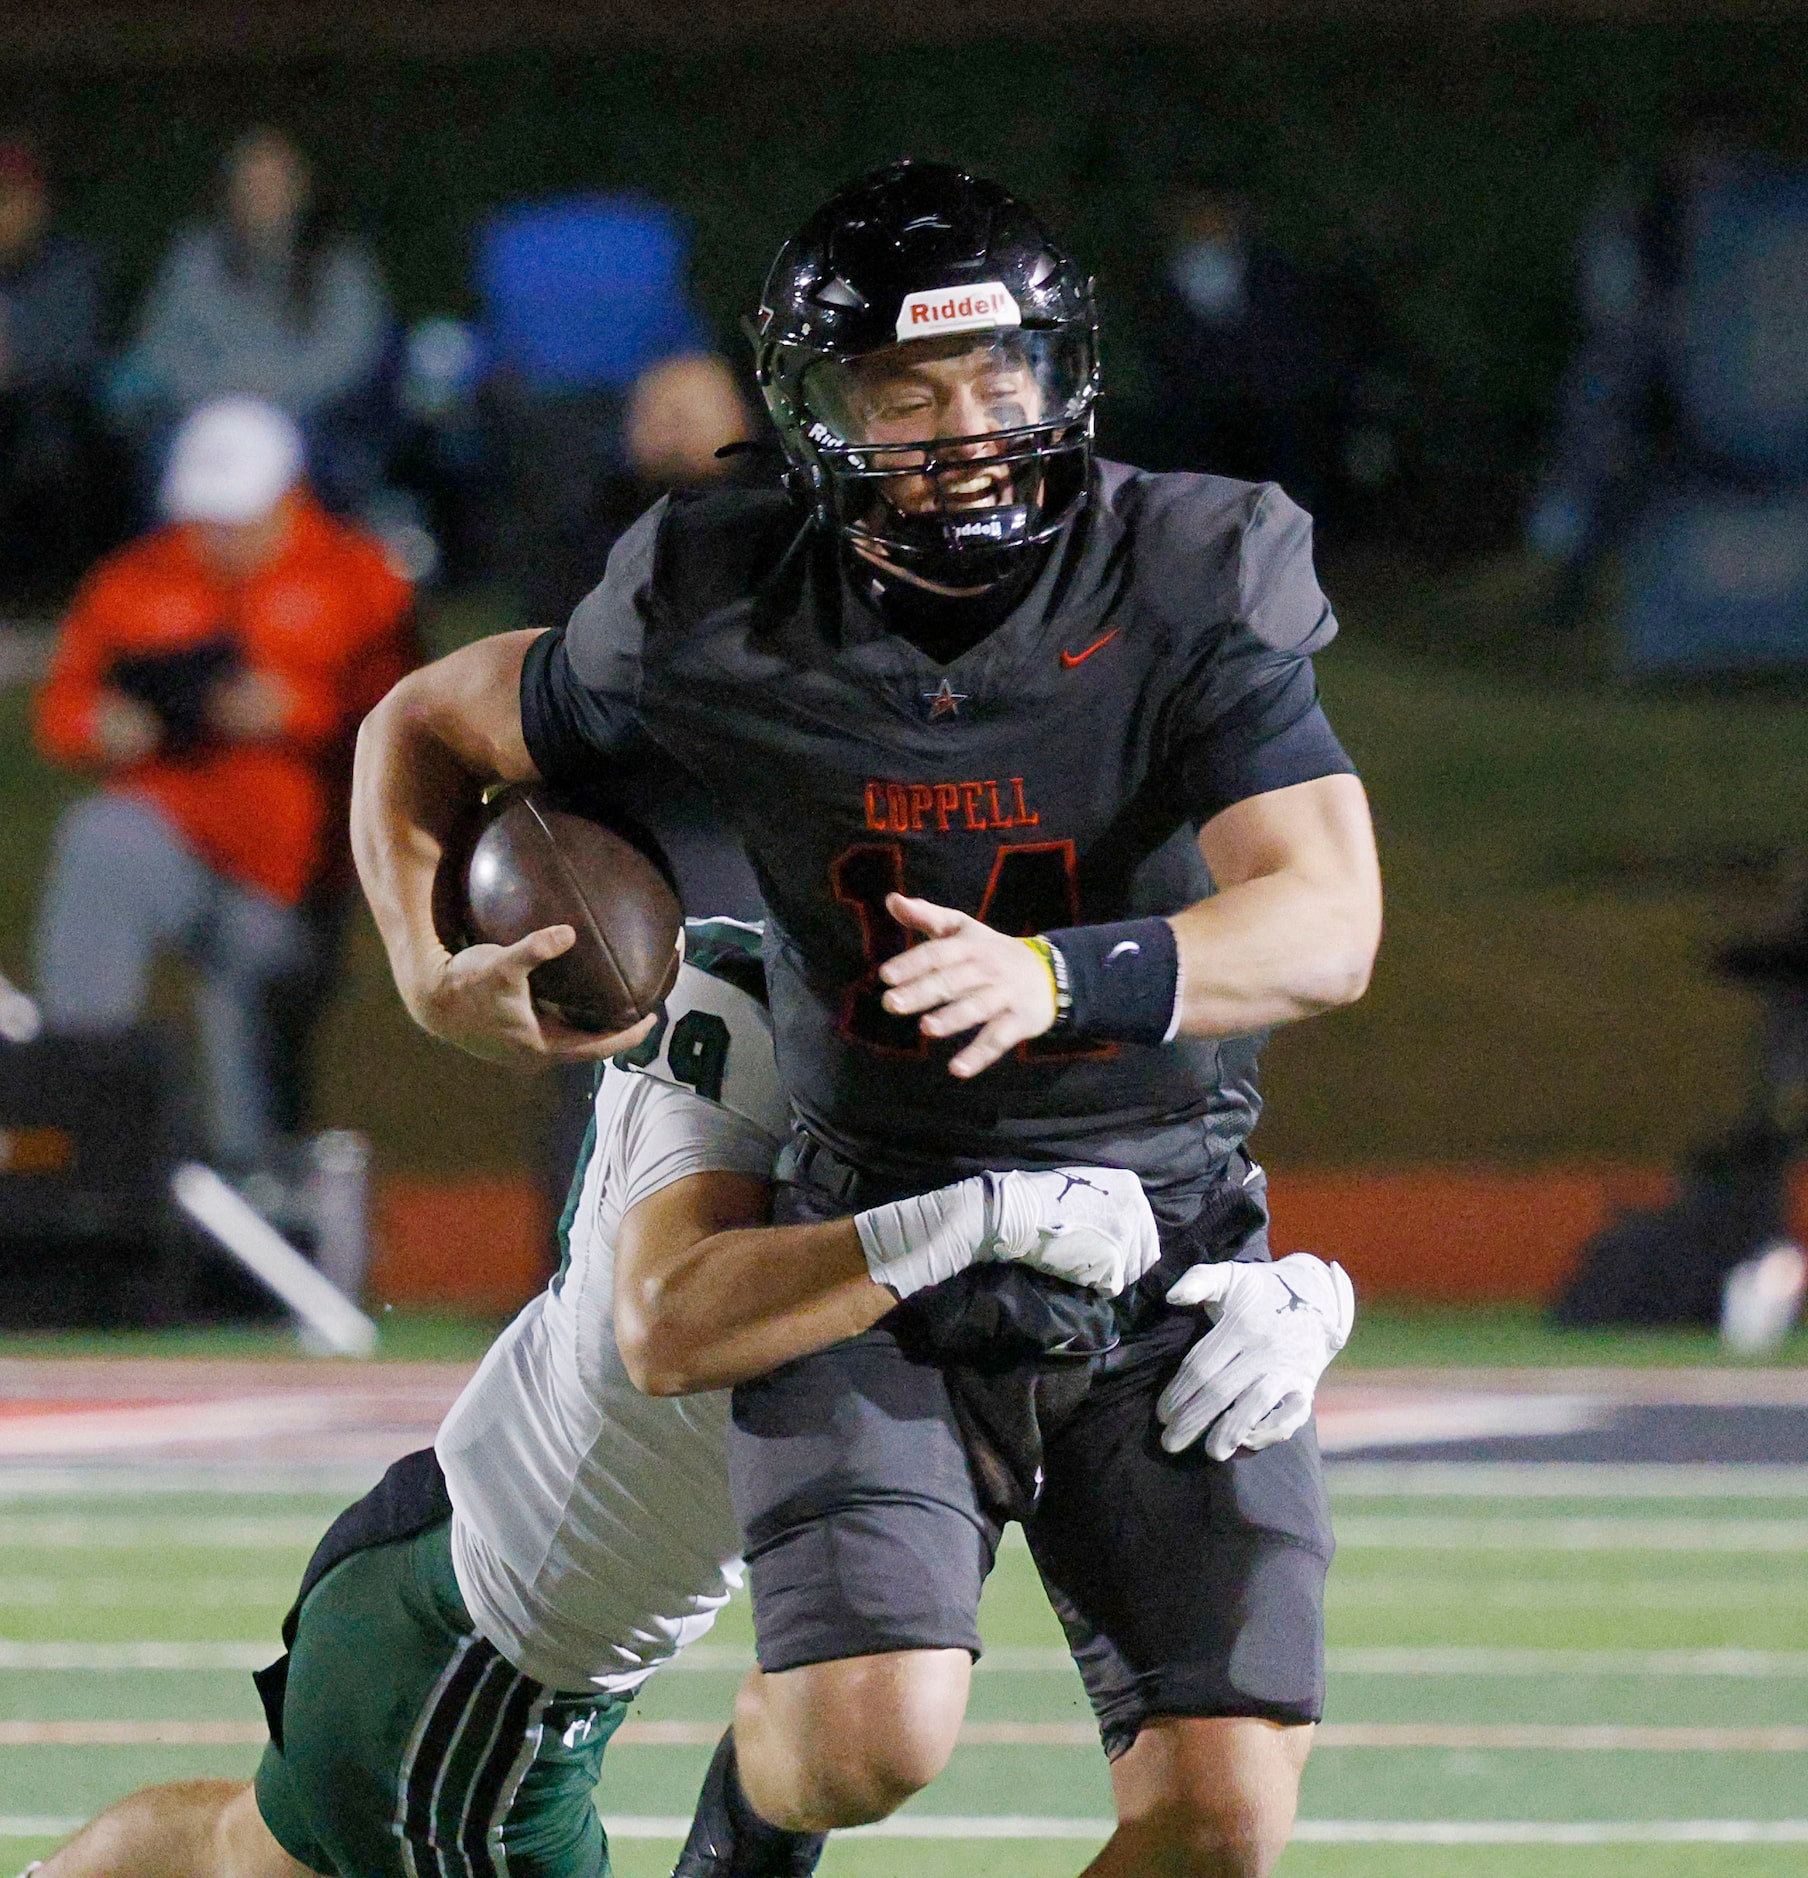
[854, 1166, 1162, 1302]
[854, 1175, 995, 1299]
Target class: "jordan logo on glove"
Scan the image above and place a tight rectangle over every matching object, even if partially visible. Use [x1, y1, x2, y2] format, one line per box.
[1054, 1171, 1104, 1203]
[1274, 1275, 1315, 1314]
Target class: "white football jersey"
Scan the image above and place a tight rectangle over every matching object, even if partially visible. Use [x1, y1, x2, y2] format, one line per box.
[437, 924, 787, 1695]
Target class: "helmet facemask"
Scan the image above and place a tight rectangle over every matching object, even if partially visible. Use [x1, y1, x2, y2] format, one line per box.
[774, 327, 1098, 592]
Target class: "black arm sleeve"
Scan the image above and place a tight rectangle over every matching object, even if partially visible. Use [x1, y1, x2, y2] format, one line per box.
[519, 628, 641, 790]
[518, 498, 666, 787]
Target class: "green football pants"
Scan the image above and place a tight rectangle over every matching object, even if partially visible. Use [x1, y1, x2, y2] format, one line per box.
[255, 1518, 629, 1878]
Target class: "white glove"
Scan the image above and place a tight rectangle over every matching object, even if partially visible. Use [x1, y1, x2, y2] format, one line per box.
[855, 1167, 1161, 1301]
[1156, 1253, 1354, 1459]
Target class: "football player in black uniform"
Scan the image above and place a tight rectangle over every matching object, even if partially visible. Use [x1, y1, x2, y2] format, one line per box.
[351, 162, 1380, 1878]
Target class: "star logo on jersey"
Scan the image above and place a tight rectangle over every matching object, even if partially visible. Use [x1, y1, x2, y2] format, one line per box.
[923, 679, 968, 720]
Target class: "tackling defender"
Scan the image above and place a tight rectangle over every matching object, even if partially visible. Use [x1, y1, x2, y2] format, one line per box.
[27, 921, 1158, 1878]
[351, 162, 1378, 1878]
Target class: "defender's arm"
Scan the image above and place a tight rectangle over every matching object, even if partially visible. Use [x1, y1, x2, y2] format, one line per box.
[615, 1162, 1161, 1396]
[613, 1173, 888, 1396]
[351, 628, 649, 1065]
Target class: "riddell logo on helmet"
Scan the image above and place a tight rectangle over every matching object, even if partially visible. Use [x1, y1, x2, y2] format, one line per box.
[951, 514, 1008, 540]
[895, 282, 1023, 340]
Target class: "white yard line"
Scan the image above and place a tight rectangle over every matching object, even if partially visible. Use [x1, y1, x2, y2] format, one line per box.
[0, 1394, 347, 1459]
[1332, 1579, 1807, 1609]
[1327, 1647, 1808, 1676]
[1318, 1393, 1612, 1452]
[1324, 1367, 1808, 1406]
[591, 1817, 1808, 1844]
[0, 1578, 291, 1607]
[0, 1642, 273, 1668]
[610, 1721, 1808, 1751]
[4, 1516, 324, 1548]
[4, 1811, 1807, 1846]
[1336, 1517, 1808, 1550]
[0, 1720, 267, 1745]
[0, 1465, 382, 1498]
[8, 1717, 1805, 1752]
[632, 1641, 1808, 1678]
[1314, 1724, 1808, 1751]
[8, 1640, 1807, 1679]
[1288, 1821, 1808, 1845]
[1327, 1463, 1808, 1499]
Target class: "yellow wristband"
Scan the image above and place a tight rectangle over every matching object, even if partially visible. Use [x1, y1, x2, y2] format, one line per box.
[1020, 935, 1063, 1021]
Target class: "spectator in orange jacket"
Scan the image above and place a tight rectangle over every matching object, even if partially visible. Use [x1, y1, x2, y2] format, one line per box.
[34, 397, 414, 1177]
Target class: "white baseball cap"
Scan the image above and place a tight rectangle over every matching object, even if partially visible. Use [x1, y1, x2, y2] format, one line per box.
[160, 398, 305, 525]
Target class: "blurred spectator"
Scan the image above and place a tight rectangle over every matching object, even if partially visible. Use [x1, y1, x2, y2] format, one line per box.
[391, 315, 486, 585]
[1543, 97, 1808, 1331]
[475, 193, 751, 621]
[1137, 189, 1333, 511]
[538, 344, 763, 914]
[622, 350, 755, 487]
[476, 197, 765, 1245]
[0, 133, 111, 601]
[1530, 103, 1749, 571]
[533, 347, 765, 1237]
[114, 129, 394, 518]
[32, 398, 415, 1179]
[1311, 192, 1423, 542]
[574, 346, 761, 900]
[1557, 869, 1808, 1334]
[546, 345, 766, 915]
[1531, 93, 1808, 669]
[565, 349, 757, 605]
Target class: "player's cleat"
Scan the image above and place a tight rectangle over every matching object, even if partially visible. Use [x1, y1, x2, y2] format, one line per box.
[671, 1731, 826, 1877]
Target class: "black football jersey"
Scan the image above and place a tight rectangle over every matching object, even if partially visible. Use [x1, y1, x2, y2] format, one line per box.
[522, 459, 1355, 1222]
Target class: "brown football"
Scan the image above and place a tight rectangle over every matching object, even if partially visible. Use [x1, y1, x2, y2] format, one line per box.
[462, 784, 682, 1035]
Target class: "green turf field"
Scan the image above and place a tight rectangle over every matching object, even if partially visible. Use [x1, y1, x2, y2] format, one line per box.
[1, 1302, 1800, 1368]
[3, 1459, 1805, 1877]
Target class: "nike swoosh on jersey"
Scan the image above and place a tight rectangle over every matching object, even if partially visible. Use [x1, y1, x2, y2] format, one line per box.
[1059, 629, 1121, 668]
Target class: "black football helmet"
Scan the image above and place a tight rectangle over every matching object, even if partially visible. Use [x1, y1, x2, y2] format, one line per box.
[749, 160, 1100, 590]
